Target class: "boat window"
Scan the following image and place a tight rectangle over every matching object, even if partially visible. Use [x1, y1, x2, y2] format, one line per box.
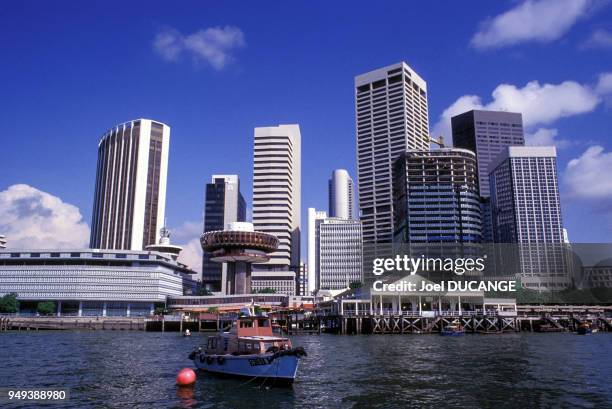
[246, 343, 252, 350]
[258, 319, 270, 327]
[254, 343, 261, 351]
[240, 321, 253, 328]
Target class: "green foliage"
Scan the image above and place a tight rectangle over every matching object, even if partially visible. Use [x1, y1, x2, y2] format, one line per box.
[349, 281, 363, 289]
[256, 288, 276, 294]
[0, 293, 19, 313]
[206, 307, 218, 313]
[37, 301, 56, 316]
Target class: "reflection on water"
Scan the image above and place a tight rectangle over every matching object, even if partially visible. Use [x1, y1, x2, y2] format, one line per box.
[1, 331, 611, 408]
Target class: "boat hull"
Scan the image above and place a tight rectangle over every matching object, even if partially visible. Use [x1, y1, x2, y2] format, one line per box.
[192, 352, 300, 384]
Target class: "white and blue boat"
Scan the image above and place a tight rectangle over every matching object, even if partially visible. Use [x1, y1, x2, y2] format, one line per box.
[189, 307, 306, 385]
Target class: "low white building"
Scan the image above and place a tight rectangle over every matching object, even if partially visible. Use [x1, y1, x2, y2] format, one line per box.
[0, 249, 197, 316]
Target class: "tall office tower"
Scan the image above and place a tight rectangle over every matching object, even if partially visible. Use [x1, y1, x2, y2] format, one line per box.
[393, 149, 482, 244]
[201, 175, 247, 291]
[307, 208, 327, 293]
[355, 62, 430, 244]
[328, 169, 355, 219]
[489, 146, 566, 290]
[90, 119, 169, 250]
[308, 208, 363, 292]
[252, 125, 301, 275]
[451, 110, 524, 242]
[0, 234, 6, 249]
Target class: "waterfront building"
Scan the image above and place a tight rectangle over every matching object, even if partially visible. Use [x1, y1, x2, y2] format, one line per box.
[355, 62, 429, 244]
[201, 175, 247, 291]
[252, 124, 301, 281]
[296, 262, 308, 296]
[489, 146, 567, 290]
[251, 271, 296, 295]
[329, 169, 355, 219]
[200, 222, 279, 295]
[0, 249, 197, 316]
[0, 234, 6, 249]
[90, 119, 170, 251]
[308, 208, 363, 292]
[393, 149, 482, 244]
[451, 110, 525, 242]
[581, 258, 612, 288]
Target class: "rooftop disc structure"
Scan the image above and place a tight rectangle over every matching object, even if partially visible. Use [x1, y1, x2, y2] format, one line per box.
[200, 222, 278, 294]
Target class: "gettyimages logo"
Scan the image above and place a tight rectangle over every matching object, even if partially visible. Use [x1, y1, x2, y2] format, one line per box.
[372, 255, 487, 276]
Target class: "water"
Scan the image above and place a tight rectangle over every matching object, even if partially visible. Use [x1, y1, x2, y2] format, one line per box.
[1, 331, 611, 408]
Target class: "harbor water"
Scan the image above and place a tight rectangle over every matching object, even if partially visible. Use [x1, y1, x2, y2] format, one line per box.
[1, 331, 611, 408]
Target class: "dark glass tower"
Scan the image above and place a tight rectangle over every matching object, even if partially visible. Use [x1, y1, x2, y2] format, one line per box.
[201, 175, 246, 291]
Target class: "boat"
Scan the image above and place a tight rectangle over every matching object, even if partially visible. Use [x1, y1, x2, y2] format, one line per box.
[188, 306, 306, 385]
[440, 323, 465, 336]
[183, 329, 192, 337]
[577, 323, 592, 335]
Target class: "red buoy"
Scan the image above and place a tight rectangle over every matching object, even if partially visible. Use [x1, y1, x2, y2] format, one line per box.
[176, 368, 196, 386]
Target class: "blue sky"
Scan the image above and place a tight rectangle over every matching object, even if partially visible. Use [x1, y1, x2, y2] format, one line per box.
[1, 0, 611, 269]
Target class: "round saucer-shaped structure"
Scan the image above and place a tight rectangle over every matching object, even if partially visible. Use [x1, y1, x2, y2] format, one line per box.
[200, 230, 279, 263]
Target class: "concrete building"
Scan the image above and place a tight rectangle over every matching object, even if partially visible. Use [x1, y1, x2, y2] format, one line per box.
[296, 262, 308, 296]
[489, 146, 567, 290]
[0, 249, 197, 316]
[329, 169, 355, 219]
[201, 175, 247, 291]
[451, 110, 525, 242]
[393, 149, 482, 244]
[252, 125, 301, 280]
[90, 119, 170, 251]
[355, 62, 429, 244]
[251, 271, 296, 295]
[200, 222, 279, 295]
[308, 208, 363, 292]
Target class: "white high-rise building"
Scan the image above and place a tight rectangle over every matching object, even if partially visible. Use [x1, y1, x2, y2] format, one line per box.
[90, 119, 170, 250]
[355, 62, 429, 243]
[308, 208, 363, 292]
[0, 234, 6, 249]
[328, 169, 355, 219]
[252, 124, 301, 275]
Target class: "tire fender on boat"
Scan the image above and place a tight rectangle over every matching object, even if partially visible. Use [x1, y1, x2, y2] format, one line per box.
[206, 356, 214, 365]
[217, 356, 225, 365]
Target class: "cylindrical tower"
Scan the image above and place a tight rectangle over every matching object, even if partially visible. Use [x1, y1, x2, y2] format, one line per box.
[328, 169, 355, 219]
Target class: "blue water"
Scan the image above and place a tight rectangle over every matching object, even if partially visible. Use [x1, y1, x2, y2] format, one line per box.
[1, 331, 611, 408]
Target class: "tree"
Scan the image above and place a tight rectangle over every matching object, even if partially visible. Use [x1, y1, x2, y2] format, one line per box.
[349, 281, 363, 290]
[256, 288, 276, 294]
[0, 293, 19, 313]
[37, 301, 56, 316]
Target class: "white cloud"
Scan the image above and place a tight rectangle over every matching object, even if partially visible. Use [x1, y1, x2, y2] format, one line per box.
[471, 0, 593, 49]
[583, 29, 612, 49]
[154, 26, 245, 70]
[177, 238, 203, 275]
[525, 127, 569, 147]
[170, 221, 202, 243]
[0, 184, 90, 249]
[596, 72, 612, 95]
[565, 146, 612, 200]
[433, 79, 600, 144]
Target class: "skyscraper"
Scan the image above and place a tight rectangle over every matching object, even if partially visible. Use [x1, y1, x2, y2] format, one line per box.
[0, 234, 6, 249]
[308, 208, 363, 292]
[328, 169, 355, 219]
[355, 62, 430, 243]
[201, 175, 246, 291]
[393, 149, 482, 244]
[451, 110, 525, 242]
[90, 119, 169, 250]
[489, 146, 566, 290]
[252, 124, 301, 275]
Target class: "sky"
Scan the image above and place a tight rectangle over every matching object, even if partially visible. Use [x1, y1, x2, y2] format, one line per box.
[1, 0, 611, 272]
